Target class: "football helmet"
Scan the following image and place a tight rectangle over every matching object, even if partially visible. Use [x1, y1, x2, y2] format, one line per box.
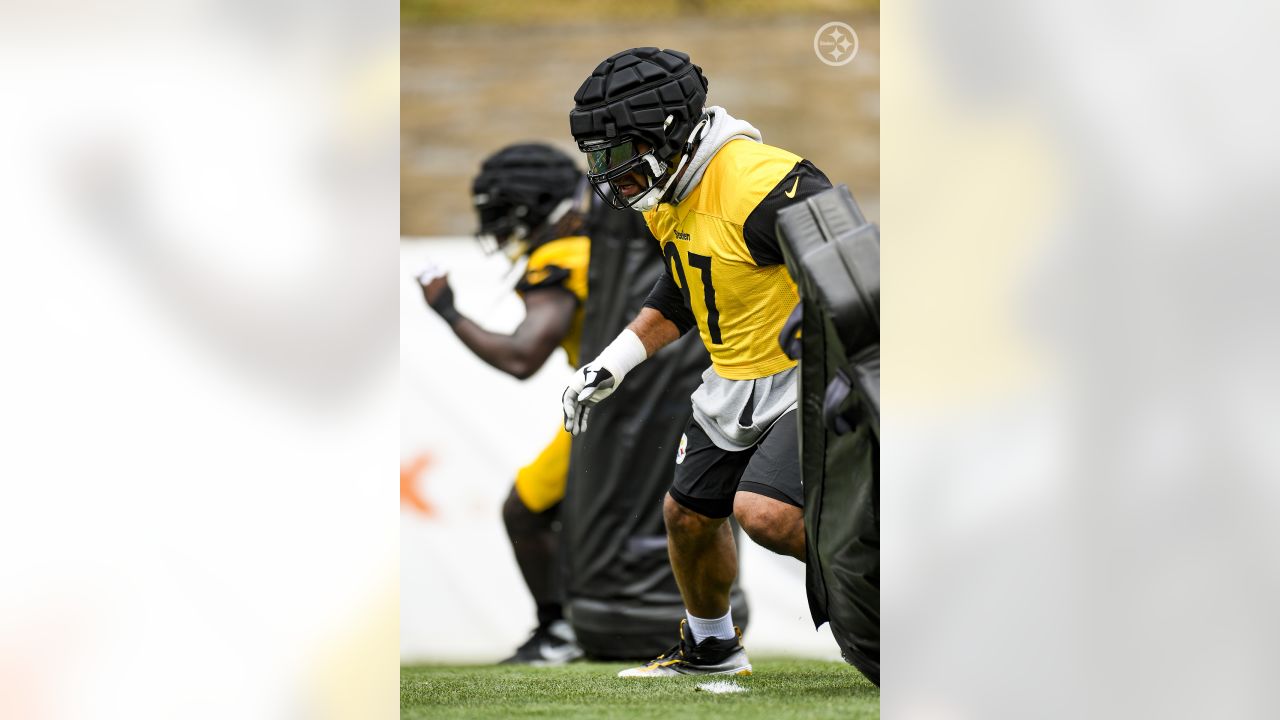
[471, 143, 585, 261]
[569, 48, 709, 211]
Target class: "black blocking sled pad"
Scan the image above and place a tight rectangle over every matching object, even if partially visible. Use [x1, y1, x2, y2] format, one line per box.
[776, 184, 880, 685]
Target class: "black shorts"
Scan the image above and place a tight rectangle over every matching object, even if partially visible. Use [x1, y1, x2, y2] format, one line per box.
[669, 410, 803, 519]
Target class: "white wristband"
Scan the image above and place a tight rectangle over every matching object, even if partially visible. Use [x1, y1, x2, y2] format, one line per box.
[596, 328, 649, 379]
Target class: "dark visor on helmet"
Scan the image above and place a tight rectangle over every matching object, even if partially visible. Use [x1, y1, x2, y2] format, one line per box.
[583, 138, 642, 177]
[578, 137, 665, 210]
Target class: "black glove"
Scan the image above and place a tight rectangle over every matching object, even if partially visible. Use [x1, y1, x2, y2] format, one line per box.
[416, 262, 462, 326]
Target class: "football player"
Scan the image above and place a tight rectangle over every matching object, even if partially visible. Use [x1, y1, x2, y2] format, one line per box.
[562, 48, 832, 676]
[417, 143, 591, 665]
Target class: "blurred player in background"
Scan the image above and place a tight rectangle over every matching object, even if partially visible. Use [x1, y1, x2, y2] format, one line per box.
[562, 48, 832, 676]
[416, 143, 593, 665]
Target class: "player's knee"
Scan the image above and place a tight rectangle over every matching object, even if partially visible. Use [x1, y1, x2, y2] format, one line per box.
[734, 492, 801, 549]
[663, 492, 720, 539]
[504, 485, 552, 536]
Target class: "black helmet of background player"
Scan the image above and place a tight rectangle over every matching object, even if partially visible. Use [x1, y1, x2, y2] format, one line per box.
[569, 48, 709, 212]
[471, 143, 587, 262]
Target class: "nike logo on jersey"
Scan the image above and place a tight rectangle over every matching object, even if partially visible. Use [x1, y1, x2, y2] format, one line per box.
[783, 176, 800, 199]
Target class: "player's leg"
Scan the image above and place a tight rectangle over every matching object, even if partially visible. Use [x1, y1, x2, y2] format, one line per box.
[618, 420, 753, 677]
[501, 430, 582, 665]
[733, 490, 805, 560]
[663, 493, 736, 618]
[664, 420, 751, 620]
[501, 488, 563, 629]
[734, 410, 806, 561]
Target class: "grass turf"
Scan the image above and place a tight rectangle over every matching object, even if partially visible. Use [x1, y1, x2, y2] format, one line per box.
[401, 658, 878, 719]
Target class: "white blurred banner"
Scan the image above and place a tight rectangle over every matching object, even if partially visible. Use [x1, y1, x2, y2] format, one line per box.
[400, 237, 840, 662]
[0, 3, 398, 719]
[884, 0, 1280, 717]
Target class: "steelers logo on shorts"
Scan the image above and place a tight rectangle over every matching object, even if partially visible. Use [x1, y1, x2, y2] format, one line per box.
[676, 433, 688, 464]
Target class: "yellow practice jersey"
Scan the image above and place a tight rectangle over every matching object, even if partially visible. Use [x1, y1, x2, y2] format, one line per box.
[515, 235, 591, 367]
[643, 139, 831, 380]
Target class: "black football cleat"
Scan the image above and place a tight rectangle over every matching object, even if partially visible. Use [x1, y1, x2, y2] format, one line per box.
[617, 619, 752, 677]
[499, 620, 584, 666]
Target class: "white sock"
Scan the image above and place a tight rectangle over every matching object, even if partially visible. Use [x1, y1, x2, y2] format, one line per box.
[686, 609, 735, 643]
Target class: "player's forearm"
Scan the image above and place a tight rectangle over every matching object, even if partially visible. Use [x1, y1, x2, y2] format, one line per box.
[576, 308, 675, 378]
[627, 307, 682, 357]
[449, 318, 549, 380]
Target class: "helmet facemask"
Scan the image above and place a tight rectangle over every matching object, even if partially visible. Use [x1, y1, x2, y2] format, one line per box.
[579, 135, 673, 212]
[474, 183, 589, 263]
[470, 142, 584, 263]
[473, 194, 532, 263]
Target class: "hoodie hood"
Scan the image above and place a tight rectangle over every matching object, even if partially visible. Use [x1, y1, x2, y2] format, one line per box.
[668, 106, 762, 205]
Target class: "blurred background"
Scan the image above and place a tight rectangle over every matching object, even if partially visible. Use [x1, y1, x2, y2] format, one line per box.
[400, 0, 879, 663]
[0, 1, 398, 719]
[2, 0, 1277, 716]
[401, 0, 880, 236]
[882, 0, 1280, 717]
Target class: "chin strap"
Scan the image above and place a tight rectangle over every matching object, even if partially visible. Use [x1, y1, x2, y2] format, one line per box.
[626, 154, 668, 212]
[665, 111, 715, 203]
[636, 112, 712, 211]
[520, 180, 592, 256]
[544, 197, 575, 227]
[502, 225, 530, 263]
[624, 113, 714, 212]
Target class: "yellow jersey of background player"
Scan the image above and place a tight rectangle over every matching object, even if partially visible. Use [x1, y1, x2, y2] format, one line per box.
[417, 142, 591, 666]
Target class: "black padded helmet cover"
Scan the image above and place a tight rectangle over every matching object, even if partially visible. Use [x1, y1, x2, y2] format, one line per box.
[569, 48, 709, 165]
[471, 143, 582, 237]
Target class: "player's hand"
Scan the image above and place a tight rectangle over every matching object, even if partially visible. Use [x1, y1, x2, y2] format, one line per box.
[560, 329, 649, 435]
[416, 261, 462, 325]
[561, 360, 621, 435]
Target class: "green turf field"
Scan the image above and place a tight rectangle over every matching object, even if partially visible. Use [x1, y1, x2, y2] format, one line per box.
[401, 658, 879, 719]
